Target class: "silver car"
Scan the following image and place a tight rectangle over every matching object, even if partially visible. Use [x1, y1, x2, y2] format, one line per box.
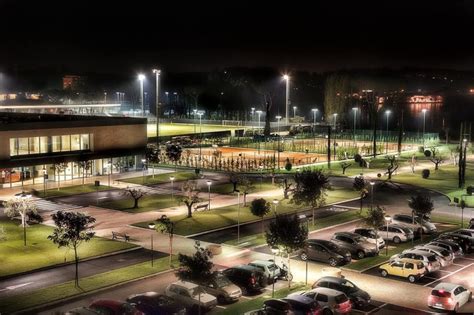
[415, 245, 454, 267]
[391, 249, 441, 273]
[378, 224, 414, 243]
[392, 214, 437, 234]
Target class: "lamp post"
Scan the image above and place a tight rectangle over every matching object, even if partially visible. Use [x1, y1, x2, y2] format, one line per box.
[198, 111, 204, 167]
[107, 161, 112, 187]
[256, 110, 262, 131]
[333, 113, 338, 130]
[385, 110, 391, 154]
[352, 107, 358, 144]
[206, 180, 212, 210]
[141, 159, 147, 184]
[170, 176, 175, 201]
[138, 74, 145, 116]
[237, 191, 241, 243]
[293, 106, 297, 119]
[153, 69, 161, 142]
[15, 191, 31, 246]
[259, 165, 264, 189]
[148, 222, 155, 267]
[276, 115, 282, 133]
[283, 75, 290, 125]
[42, 166, 47, 197]
[312, 108, 318, 133]
[370, 181, 375, 210]
[422, 109, 427, 148]
[384, 215, 391, 256]
[193, 109, 198, 133]
[271, 247, 279, 298]
[272, 199, 279, 216]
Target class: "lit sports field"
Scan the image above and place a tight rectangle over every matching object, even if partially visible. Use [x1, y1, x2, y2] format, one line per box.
[147, 123, 245, 137]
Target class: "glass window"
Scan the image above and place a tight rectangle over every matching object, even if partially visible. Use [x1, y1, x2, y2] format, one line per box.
[29, 137, 40, 154]
[81, 134, 90, 150]
[18, 138, 29, 155]
[71, 134, 81, 151]
[10, 138, 18, 156]
[61, 135, 70, 151]
[40, 136, 49, 153]
[52, 136, 61, 152]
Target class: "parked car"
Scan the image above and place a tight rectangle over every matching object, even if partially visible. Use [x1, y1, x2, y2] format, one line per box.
[454, 229, 474, 250]
[437, 232, 472, 253]
[89, 300, 144, 315]
[199, 272, 242, 303]
[428, 282, 472, 312]
[428, 240, 463, 258]
[378, 224, 414, 243]
[331, 232, 378, 259]
[312, 276, 371, 309]
[244, 299, 295, 315]
[222, 265, 267, 294]
[390, 249, 441, 273]
[299, 239, 351, 267]
[64, 308, 100, 315]
[126, 292, 186, 315]
[353, 228, 385, 249]
[391, 214, 437, 234]
[283, 295, 322, 315]
[379, 258, 426, 283]
[290, 287, 352, 314]
[414, 245, 454, 267]
[164, 281, 217, 313]
[248, 259, 293, 283]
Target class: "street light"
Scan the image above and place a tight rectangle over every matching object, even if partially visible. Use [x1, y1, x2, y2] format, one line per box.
[272, 199, 279, 215]
[333, 113, 338, 130]
[107, 161, 112, 187]
[236, 191, 241, 243]
[312, 108, 319, 133]
[15, 191, 31, 246]
[370, 181, 375, 210]
[256, 110, 262, 131]
[352, 107, 358, 144]
[293, 106, 297, 119]
[152, 69, 161, 142]
[385, 110, 391, 154]
[170, 176, 175, 201]
[206, 180, 212, 210]
[384, 215, 391, 256]
[283, 75, 290, 125]
[148, 222, 156, 267]
[42, 166, 47, 197]
[422, 108, 428, 148]
[271, 247, 279, 297]
[198, 111, 204, 167]
[141, 159, 147, 184]
[138, 74, 145, 116]
[276, 115, 282, 133]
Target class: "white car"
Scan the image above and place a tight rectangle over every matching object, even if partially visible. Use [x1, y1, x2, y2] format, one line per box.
[428, 282, 472, 312]
[390, 249, 441, 273]
[392, 214, 437, 234]
[414, 244, 453, 267]
[378, 224, 414, 243]
[353, 228, 385, 250]
[165, 281, 217, 313]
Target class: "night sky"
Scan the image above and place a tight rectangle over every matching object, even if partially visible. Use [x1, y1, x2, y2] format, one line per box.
[1, 0, 474, 73]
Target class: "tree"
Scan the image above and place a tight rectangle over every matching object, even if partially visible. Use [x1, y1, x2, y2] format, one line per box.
[340, 162, 352, 175]
[179, 181, 201, 218]
[156, 214, 175, 267]
[229, 172, 239, 192]
[77, 160, 92, 186]
[266, 214, 307, 288]
[176, 241, 213, 284]
[362, 205, 385, 253]
[384, 155, 399, 180]
[285, 158, 292, 171]
[278, 176, 293, 199]
[237, 175, 255, 206]
[54, 162, 68, 190]
[122, 187, 147, 209]
[429, 147, 444, 170]
[48, 211, 96, 287]
[166, 144, 183, 171]
[408, 194, 434, 240]
[250, 198, 271, 235]
[3, 196, 38, 246]
[353, 175, 368, 214]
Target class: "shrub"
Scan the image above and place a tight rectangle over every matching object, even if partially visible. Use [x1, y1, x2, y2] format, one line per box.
[354, 154, 362, 163]
[285, 159, 292, 171]
[424, 150, 432, 157]
[467, 186, 474, 195]
[422, 169, 430, 179]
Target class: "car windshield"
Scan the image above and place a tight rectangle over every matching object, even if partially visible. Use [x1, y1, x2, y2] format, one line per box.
[439, 249, 450, 257]
[324, 242, 339, 251]
[400, 226, 412, 234]
[214, 275, 232, 287]
[427, 255, 437, 262]
[365, 230, 376, 238]
[155, 295, 174, 306]
[267, 264, 278, 272]
[342, 280, 357, 292]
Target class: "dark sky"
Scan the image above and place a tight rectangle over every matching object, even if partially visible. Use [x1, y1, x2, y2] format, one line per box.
[1, 0, 474, 74]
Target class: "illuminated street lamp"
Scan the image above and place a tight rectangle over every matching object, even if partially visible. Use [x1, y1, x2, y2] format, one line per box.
[293, 106, 297, 118]
[141, 159, 147, 184]
[352, 107, 358, 143]
[256, 110, 263, 130]
[271, 247, 279, 297]
[138, 74, 145, 116]
[153, 69, 161, 142]
[422, 109, 428, 148]
[148, 222, 156, 267]
[42, 166, 47, 197]
[384, 215, 391, 256]
[333, 113, 338, 130]
[283, 75, 290, 124]
[276, 115, 282, 133]
[385, 110, 391, 154]
[236, 191, 241, 243]
[206, 180, 212, 210]
[170, 176, 175, 201]
[370, 181, 375, 210]
[198, 111, 204, 166]
[272, 199, 279, 215]
[311, 108, 319, 133]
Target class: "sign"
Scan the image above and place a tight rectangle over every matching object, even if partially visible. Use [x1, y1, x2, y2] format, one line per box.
[95, 180, 100, 187]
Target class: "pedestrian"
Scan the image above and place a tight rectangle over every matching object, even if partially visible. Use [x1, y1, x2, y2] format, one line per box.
[411, 154, 416, 173]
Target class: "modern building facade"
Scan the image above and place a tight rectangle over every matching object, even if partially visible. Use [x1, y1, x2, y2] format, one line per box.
[0, 112, 147, 188]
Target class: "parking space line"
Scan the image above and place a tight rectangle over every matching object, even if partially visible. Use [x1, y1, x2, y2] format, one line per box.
[241, 296, 252, 300]
[216, 305, 227, 309]
[461, 257, 474, 261]
[367, 303, 387, 314]
[452, 263, 466, 267]
[424, 262, 474, 287]
[436, 270, 452, 274]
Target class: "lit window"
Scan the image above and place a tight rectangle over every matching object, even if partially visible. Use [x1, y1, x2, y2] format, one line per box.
[61, 135, 71, 152]
[9, 138, 18, 156]
[40, 136, 49, 153]
[71, 134, 81, 151]
[81, 134, 90, 150]
[52, 136, 61, 152]
[29, 137, 40, 154]
[18, 138, 29, 155]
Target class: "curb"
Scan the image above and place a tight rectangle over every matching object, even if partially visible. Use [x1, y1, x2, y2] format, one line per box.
[341, 259, 389, 274]
[0, 245, 142, 282]
[15, 268, 176, 315]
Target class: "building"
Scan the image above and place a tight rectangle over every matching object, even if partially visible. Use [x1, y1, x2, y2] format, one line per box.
[62, 75, 84, 90]
[0, 112, 146, 188]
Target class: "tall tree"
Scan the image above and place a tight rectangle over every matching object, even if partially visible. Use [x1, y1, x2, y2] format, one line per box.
[166, 144, 183, 172]
[3, 196, 38, 246]
[429, 147, 444, 170]
[122, 187, 147, 209]
[176, 241, 213, 284]
[237, 175, 255, 206]
[77, 160, 92, 186]
[408, 194, 434, 240]
[48, 211, 96, 287]
[362, 205, 385, 253]
[180, 181, 201, 218]
[250, 198, 271, 235]
[353, 175, 368, 214]
[156, 214, 175, 267]
[54, 162, 68, 190]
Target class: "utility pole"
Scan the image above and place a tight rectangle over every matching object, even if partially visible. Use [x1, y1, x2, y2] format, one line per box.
[153, 69, 161, 146]
[327, 126, 331, 169]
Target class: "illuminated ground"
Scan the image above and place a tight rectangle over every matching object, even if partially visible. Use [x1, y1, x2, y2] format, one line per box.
[147, 123, 244, 137]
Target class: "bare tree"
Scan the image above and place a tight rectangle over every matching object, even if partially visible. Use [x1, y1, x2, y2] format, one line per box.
[54, 162, 68, 190]
[340, 162, 352, 175]
[179, 181, 201, 218]
[78, 160, 92, 186]
[122, 187, 147, 209]
[384, 155, 399, 180]
[237, 175, 255, 206]
[430, 147, 444, 170]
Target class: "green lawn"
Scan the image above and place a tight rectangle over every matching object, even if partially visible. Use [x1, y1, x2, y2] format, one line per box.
[217, 283, 309, 315]
[134, 187, 359, 236]
[0, 256, 177, 314]
[207, 182, 277, 195]
[99, 194, 177, 213]
[119, 171, 197, 185]
[35, 184, 114, 198]
[147, 123, 243, 137]
[0, 220, 137, 277]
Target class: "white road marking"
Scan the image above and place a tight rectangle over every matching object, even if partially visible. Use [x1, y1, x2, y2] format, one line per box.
[452, 263, 466, 267]
[436, 270, 452, 274]
[0, 282, 33, 292]
[460, 257, 474, 261]
[215, 305, 226, 309]
[424, 262, 474, 287]
[240, 296, 252, 300]
[368, 302, 388, 314]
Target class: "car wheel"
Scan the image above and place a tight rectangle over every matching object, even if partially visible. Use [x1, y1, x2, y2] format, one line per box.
[454, 303, 459, 313]
[300, 252, 308, 261]
[393, 236, 401, 244]
[323, 308, 333, 315]
[241, 286, 248, 295]
[357, 251, 365, 259]
[408, 275, 416, 283]
[329, 258, 337, 267]
[286, 273, 293, 282]
[380, 269, 388, 277]
[217, 295, 226, 304]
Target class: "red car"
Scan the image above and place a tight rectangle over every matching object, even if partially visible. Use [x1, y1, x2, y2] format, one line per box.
[89, 299, 144, 315]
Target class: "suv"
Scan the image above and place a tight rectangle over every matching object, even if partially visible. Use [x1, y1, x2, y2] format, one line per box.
[414, 245, 453, 267]
[299, 239, 351, 266]
[331, 232, 378, 259]
[164, 281, 217, 313]
[390, 249, 441, 273]
[378, 224, 414, 243]
[392, 214, 437, 234]
[244, 299, 295, 315]
[223, 265, 267, 294]
[290, 287, 352, 314]
[353, 228, 385, 250]
[438, 233, 472, 253]
[200, 272, 242, 304]
[248, 260, 293, 283]
[379, 258, 426, 283]
[312, 276, 371, 309]
[428, 240, 463, 258]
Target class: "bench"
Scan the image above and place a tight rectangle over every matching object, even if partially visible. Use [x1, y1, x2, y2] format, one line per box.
[194, 204, 209, 212]
[112, 231, 130, 242]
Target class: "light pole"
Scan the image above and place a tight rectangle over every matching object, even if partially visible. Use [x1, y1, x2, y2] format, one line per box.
[312, 108, 318, 132]
[138, 74, 145, 116]
[276, 115, 282, 133]
[352, 107, 358, 144]
[148, 222, 155, 267]
[107, 161, 112, 186]
[15, 191, 31, 246]
[293, 106, 297, 119]
[198, 111, 204, 167]
[206, 180, 212, 210]
[272, 199, 279, 216]
[42, 166, 47, 197]
[385, 110, 391, 154]
[333, 113, 338, 130]
[193, 109, 198, 133]
[370, 181, 375, 210]
[271, 247, 279, 297]
[422, 109, 427, 148]
[237, 191, 241, 243]
[256, 110, 262, 131]
[283, 75, 290, 125]
[384, 215, 391, 256]
[170, 176, 175, 201]
[141, 159, 147, 184]
[153, 69, 161, 142]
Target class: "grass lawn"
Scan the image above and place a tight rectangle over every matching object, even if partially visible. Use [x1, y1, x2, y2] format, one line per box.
[217, 283, 309, 315]
[35, 184, 114, 198]
[0, 256, 177, 314]
[119, 171, 197, 185]
[147, 123, 243, 137]
[207, 182, 277, 195]
[134, 187, 359, 236]
[0, 220, 137, 278]
[100, 194, 177, 213]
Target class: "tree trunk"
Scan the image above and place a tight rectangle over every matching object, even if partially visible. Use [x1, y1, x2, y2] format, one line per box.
[169, 236, 173, 267]
[261, 217, 264, 236]
[264, 97, 272, 137]
[133, 198, 139, 209]
[74, 246, 79, 287]
[243, 193, 247, 206]
[187, 204, 193, 218]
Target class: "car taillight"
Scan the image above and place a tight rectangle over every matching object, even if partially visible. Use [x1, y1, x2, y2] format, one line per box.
[447, 298, 454, 306]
